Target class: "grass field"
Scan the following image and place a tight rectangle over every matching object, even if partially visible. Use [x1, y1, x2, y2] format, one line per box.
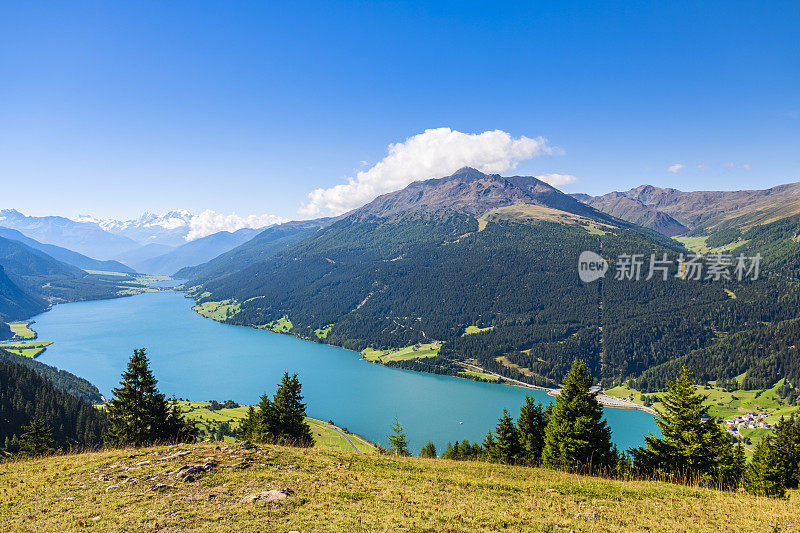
[361, 342, 441, 362]
[459, 370, 501, 382]
[8, 321, 36, 339]
[193, 300, 241, 321]
[606, 378, 799, 452]
[259, 315, 293, 333]
[606, 379, 798, 424]
[462, 325, 494, 336]
[1, 441, 797, 531]
[0, 341, 52, 358]
[178, 401, 375, 453]
[480, 204, 614, 236]
[314, 325, 333, 339]
[674, 236, 750, 254]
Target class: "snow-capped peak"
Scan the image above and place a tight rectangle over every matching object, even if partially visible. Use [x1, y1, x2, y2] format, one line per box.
[71, 209, 286, 244]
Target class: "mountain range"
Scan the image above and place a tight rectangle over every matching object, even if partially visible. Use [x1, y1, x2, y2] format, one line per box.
[74, 209, 198, 247]
[0, 208, 282, 274]
[0, 234, 140, 321]
[0, 227, 134, 274]
[181, 168, 800, 395]
[575, 181, 800, 236]
[0, 209, 140, 260]
[132, 228, 259, 276]
[4, 169, 800, 401]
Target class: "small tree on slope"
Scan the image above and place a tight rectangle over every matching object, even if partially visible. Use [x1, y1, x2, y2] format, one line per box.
[517, 396, 550, 465]
[388, 418, 410, 456]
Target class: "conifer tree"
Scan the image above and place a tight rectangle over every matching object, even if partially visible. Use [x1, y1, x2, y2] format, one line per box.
[630, 366, 744, 489]
[419, 441, 437, 458]
[269, 372, 313, 445]
[239, 405, 261, 440]
[388, 418, 410, 456]
[105, 348, 197, 447]
[542, 359, 616, 472]
[744, 436, 786, 498]
[441, 441, 454, 460]
[517, 396, 550, 464]
[240, 373, 313, 446]
[486, 409, 521, 464]
[772, 416, 800, 489]
[19, 417, 55, 456]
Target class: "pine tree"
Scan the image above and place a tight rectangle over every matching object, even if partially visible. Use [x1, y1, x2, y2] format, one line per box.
[242, 373, 313, 446]
[419, 441, 437, 458]
[10, 434, 19, 453]
[517, 396, 550, 464]
[542, 359, 616, 473]
[441, 441, 454, 460]
[486, 409, 521, 464]
[269, 373, 313, 445]
[772, 416, 800, 489]
[388, 418, 409, 456]
[482, 431, 497, 458]
[744, 436, 786, 498]
[630, 366, 744, 489]
[19, 417, 55, 456]
[238, 405, 260, 440]
[105, 348, 196, 447]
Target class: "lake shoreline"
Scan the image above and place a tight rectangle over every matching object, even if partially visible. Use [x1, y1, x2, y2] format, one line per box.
[31, 291, 659, 451]
[181, 291, 658, 416]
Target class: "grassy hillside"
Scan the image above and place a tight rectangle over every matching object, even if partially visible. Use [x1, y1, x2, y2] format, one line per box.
[178, 401, 376, 453]
[1, 441, 797, 531]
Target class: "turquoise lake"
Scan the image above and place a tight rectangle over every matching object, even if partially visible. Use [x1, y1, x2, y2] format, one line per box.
[34, 291, 659, 453]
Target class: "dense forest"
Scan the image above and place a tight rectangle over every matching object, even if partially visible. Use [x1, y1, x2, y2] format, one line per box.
[0, 234, 149, 321]
[0, 348, 104, 403]
[175, 220, 328, 281]
[633, 318, 800, 397]
[194, 205, 800, 389]
[731, 215, 800, 280]
[0, 361, 107, 450]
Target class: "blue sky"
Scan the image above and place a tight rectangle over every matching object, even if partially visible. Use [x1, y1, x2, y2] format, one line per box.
[1, 1, 798, 220]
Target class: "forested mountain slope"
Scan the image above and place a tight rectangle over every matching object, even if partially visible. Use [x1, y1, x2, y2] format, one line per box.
[131, 228, 258, 275]
[0, 235, 139, 315]
[0, 359, 106, 449]
[175, 218, 330, 281]
[0, 209, 139, 260]
[0, 348, 104, 403]
[0, 226, 134, 274]
[192, 168, 800, 388]
[0, 264, 47, 321]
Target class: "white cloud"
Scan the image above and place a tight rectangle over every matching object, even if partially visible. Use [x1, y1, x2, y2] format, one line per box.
[538, 173, 578, 186]
[724, 162, 736, 169]
[743, 163, 751, 170]
[186, 210, 286, 241]
[667, 164, 685, 173]
[299, 128, 558, 216]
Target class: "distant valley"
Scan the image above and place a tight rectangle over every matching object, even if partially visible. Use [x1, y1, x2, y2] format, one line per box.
[4, 170, 800, 412]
